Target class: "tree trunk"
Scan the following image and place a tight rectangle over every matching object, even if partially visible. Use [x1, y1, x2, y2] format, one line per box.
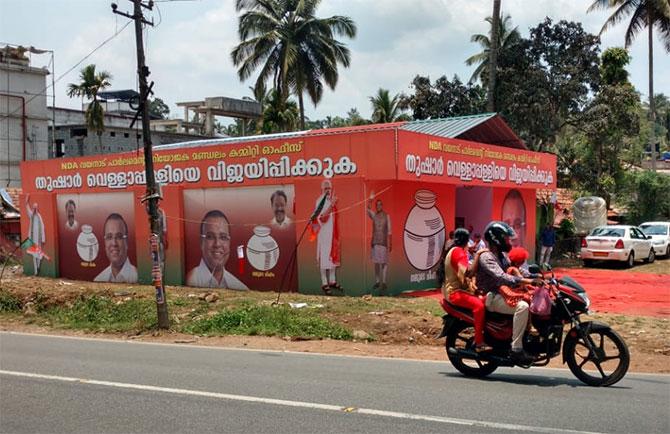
[298, 90, 305, 131]
[487, 0, 501, 113]
[648, 5, 657, 171]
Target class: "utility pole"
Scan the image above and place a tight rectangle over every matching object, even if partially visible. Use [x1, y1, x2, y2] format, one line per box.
[487, 0, 501, 113]
[112, 0, 169, 329]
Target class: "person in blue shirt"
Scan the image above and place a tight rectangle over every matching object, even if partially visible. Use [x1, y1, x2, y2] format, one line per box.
[540, 223, 556, 265]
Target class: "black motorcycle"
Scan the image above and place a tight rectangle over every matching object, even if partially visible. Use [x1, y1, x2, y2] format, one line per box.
[438, 265, 630, 387]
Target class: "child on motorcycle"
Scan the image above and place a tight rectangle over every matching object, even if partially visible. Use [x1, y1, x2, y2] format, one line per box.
[437, 228, 492, 352]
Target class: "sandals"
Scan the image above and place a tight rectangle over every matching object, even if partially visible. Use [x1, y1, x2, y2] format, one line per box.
[328, 282, 343, 292]
[321, 285, 333, 296]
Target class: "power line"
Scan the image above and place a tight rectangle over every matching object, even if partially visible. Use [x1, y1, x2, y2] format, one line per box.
[0, 21, 132, 120]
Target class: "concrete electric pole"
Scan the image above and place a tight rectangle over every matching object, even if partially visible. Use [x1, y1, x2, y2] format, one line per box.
[112, 0, 169, 329]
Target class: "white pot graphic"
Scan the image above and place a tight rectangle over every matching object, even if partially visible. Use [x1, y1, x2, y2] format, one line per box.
[77, 224, 99, 266]
[403, 190, 445, 271]
[246, 226, 280, 271]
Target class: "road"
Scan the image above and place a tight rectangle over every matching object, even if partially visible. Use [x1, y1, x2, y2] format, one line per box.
[1, 332, 668, 433]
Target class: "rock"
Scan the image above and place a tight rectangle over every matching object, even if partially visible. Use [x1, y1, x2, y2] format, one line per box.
[352, 330, 370, 340]
[362, 294, 373, 301]
[408, 336, 415, 343]
[204, 293, 219, 303]
[23, 302, 36, 316]
[187, 293, 198, 298]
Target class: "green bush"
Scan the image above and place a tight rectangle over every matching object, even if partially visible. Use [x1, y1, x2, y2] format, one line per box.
[623, 170, 670, 224]
[183, 304, 353, 340]
[0, 291, 22, 312]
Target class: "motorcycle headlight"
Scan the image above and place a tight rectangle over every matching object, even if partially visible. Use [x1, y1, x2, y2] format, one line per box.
[579, 293, 591, 309]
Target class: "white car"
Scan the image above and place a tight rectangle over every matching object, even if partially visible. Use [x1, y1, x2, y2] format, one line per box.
[580, 225, 655, 268]
[640, 221, 670, 258]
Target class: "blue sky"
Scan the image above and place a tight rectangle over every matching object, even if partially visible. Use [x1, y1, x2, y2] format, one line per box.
[2, 0, 669, 124]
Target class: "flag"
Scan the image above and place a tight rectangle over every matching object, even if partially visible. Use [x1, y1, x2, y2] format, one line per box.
[20, 238, 34, 250]
[26, 244, 50, 261]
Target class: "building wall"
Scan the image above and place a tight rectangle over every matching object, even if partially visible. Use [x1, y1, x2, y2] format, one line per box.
[0, 61, 49, 186]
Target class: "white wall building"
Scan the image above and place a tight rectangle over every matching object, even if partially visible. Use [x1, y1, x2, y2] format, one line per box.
[0, 45, 50, 187]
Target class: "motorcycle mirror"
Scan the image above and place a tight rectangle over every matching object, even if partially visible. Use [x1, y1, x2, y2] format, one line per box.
[542, 263, 553, 272]
[528, 264, 541, 274]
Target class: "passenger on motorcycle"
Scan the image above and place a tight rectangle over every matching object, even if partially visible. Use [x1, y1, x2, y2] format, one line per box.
[477, 222, 543, 365]
[438, 228, 492, 352]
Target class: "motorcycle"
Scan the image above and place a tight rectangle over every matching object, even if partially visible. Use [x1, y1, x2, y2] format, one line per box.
[438, 265, 630, 387]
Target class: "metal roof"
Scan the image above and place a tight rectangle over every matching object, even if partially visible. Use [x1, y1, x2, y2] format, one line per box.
[401, 113, 526, 149]
[154, 113, 527, 151]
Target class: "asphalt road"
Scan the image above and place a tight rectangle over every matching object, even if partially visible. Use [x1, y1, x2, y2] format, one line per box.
[1, 332, 668, 434]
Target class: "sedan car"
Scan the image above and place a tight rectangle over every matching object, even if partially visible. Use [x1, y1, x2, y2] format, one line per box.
[640, 221, 670, 258]
[580, 225, 655, 268]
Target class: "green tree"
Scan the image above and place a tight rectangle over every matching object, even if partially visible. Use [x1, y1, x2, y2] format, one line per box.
[260, 89, 299, 133]
[399, 75, 487, 120]
[66, 64, 112, 154]
[600, 47, 632, 85]
[465, 14, 521, 85]
[495, 18, 601, 151]
[231, 0, 356, 131]
[148, 97, 170, 119]
[623, 170, 670, 223]
[369, 88, 409, 123]
[588, 0, 670, 170]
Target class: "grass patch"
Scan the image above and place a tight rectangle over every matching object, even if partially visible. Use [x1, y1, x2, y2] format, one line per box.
[183, 303, 353, 340]
[0, 291, 22, 312]
[45, 295, 156, 333]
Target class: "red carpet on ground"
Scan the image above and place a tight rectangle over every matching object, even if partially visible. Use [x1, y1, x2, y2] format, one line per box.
[405, 267, 670, 318]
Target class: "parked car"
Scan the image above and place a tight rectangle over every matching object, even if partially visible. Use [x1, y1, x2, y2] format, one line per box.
[640, 221, 670, 258]
[580, 225, 655, 268]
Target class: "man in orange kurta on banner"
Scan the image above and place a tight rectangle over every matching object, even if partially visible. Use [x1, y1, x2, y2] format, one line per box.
[311, 179, 341, 295]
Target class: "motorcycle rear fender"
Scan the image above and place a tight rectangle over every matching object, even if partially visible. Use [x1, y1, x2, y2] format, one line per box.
[562, 321, 612, 364]
[436, 315, 458, 339]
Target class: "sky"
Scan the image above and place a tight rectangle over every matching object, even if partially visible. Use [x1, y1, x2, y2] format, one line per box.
[2, 0, 669, 125]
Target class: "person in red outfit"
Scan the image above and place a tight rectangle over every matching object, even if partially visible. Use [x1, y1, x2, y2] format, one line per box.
[438, 228, 492, 352]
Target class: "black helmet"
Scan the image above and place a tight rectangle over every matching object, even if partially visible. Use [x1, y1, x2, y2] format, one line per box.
[453, 228, 470, 247]
[484, 221, 515, 253]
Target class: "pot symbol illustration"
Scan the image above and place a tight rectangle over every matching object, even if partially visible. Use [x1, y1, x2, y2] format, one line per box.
[76, 224, 99, 267]
[246, 226, 280, 271]
[403, 190, 445, 270]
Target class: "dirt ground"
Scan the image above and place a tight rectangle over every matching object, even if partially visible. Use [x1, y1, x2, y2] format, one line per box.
[0, 267, 668, 374]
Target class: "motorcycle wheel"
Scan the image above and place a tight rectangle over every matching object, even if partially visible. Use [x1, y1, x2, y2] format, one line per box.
[446, 322, 498, 378]
[564, 325, 630, 387]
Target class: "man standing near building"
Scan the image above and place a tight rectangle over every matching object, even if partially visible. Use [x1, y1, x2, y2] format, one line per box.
[94, 213, 138, 283]
[186, 210, 248, 290]
[367, 198, 392, 294]
[312, 179, 341, 295]
[25, 194, 46, 275]
[540, 223, 556, 265]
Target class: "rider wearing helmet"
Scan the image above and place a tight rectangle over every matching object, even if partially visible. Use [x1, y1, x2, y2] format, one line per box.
[477, 221, 542, 365]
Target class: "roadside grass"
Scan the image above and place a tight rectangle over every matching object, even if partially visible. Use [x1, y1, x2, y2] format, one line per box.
[182, 302, 353, 340]
[0, 291, 22, 312]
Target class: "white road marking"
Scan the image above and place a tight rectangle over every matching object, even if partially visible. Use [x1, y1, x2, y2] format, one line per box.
[0, 369, 603, 434]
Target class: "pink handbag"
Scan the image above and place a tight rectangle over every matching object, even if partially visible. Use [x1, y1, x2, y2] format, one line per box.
[530, 285, 552, 317]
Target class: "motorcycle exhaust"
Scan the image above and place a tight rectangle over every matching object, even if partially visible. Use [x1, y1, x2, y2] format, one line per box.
[447, 347, 514, 367]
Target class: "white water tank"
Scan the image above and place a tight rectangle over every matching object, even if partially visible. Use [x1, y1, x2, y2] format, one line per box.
[573, 196, 607, 235]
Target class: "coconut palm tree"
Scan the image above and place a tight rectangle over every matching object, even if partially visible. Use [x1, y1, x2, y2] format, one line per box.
[465, 14, 521, 86]
[260, 89, 299, 133]
[231, 0, 356, 130]
[588, 0, 670, 170]
[66, 64, 112, 154]
[369, 88, 409, 123]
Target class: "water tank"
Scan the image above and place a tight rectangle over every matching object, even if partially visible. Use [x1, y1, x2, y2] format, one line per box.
[573, 197, 607, 235]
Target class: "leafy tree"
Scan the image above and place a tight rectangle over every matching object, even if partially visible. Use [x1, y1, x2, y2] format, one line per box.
[465, 14, 521, 85]
[260, 89, 299, 133]
[66, 64, 112, 154]
[623, 170, 670, 223]
[588, 0, 670, 170]
[231, 0, 356, 130]
[346, 108, 370, 126]
[369, 88, 409, 123]
[495, 19, 601, 151]
[399, 75, 486, 120]
[600, 47, 631, 85]
[148, 97, 170, 119]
